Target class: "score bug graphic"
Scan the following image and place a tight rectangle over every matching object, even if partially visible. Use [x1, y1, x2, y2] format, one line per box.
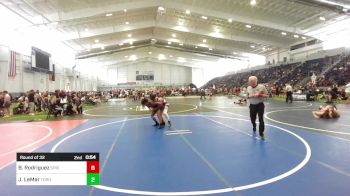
[16, 153, 100, 186]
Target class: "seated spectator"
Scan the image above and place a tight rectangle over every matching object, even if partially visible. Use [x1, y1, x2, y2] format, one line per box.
[49, 93, 63, 117]
[65, 97, 77, 115]
[13, 99, 27, 115]
[41, 92, 49, 112]
[73, 95, 83, 114]
[338, 89, 347, 100]
[324, 88, 337, 103]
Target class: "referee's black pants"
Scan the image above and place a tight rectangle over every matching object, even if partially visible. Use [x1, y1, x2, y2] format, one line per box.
[286, 91, 293, 103]
[249, 102, 265, 134]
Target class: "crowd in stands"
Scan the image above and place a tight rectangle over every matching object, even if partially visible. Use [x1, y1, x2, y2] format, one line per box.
[1, 84, 348, 119]
[0, 90, 103, 118]
[204, 62, 301, 90]
[205, 55, 342, 89]
[277, 57, 331, 86]
[108, 87, 197, 100]
[0, 87, 200, 118]
[1, 54, 349, 119]
[323, 55, 350, 86]
[203, 54, 350, 101]
[205, 63, 297, 91]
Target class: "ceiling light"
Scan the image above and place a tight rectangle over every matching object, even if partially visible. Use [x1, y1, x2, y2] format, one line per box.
[158, 6, 165, 11]
[294, 34, 299, 38]
[195, 46, 198, 48]
[124, 9, 127, 13]
[228, 18, 233, 23]
[168, 41, 172, 45]
[281, 32, 287, 35]
[203, 39, 207, 43]
[94, 39, 99, 43]
[201, 16, 208, 20]
[119, 43, 124, 46]
[129, 41, 133, 45]
[124, 56, 128, 58]
[262, 47, 266, 50]
[169, 55, 173, 57]
[302, 36, 306, 39]
[172, 33, 176, 38]
[186, 10, 191, 14]
[319, 16, 326, 21]
[128, 34, 132, 37]
[129, 55, 137, 61]
[125, 21, 129, 25]
[106, 13, 113, 17]
[177, 57, 186, 63]
[250, 45, 255, 48]
[209, 48, 213, 51]
[245, 24, 252, 28]
[158, 54, 166, 60]
[233, 52, 237, 55]
[250, 0, 257, 6]
[101, 46, 105, 50]
[148, 52, 152, 54]
[179, 43, 183, 46]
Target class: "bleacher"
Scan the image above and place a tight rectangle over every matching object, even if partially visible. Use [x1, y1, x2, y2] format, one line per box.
[203, 55, 344, 89]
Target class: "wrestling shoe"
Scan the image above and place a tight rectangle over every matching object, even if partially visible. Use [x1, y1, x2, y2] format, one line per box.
[158, 123, 165, 129]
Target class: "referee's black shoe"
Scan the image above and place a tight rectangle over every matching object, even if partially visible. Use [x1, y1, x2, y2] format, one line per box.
[259, 132, 265, 140]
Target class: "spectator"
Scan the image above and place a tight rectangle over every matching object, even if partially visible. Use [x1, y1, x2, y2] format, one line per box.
[3, 91, 12, 117]
[27, 90, 35, 115]
[0, 92, 4, 117]
[13, 98, 27, 115]
[345, 82, 350, 103]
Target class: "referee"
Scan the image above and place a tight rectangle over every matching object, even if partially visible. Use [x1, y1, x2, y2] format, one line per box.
[285, 83, 293, 103]
[247, 76, 268, 140]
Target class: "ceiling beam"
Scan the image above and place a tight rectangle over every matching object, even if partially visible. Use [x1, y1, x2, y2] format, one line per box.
[162, 1, 304, 34]
[64, 20, 287, 50]
[45, 0, 159, 22]
[42, 0, 302, 35]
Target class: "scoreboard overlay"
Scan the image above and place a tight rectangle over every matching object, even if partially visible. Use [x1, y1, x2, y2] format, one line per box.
[16, 153, 99, 186]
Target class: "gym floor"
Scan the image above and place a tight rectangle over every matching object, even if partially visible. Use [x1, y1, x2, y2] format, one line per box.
[1, 96, 349, 196]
